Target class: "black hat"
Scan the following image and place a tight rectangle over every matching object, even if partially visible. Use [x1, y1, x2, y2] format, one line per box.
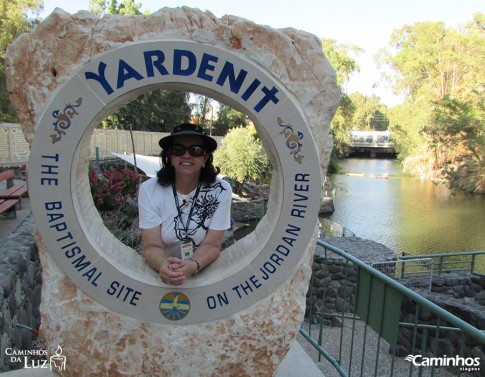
[159, 123, 218, 152]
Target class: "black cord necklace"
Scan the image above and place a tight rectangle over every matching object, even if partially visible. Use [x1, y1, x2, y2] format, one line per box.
[172, 182, 202, 242]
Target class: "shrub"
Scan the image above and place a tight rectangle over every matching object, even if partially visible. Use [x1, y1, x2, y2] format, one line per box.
[89, 166, 141, 212]
[89, 165, 144, 253]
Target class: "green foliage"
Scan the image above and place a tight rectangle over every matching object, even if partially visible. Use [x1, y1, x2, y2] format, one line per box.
[0, 0, 42, 59]
[425, 97, 484, 193]
[99, 90, 192, 131]
[349, 93, 389, 131]
[213, 125, 270, 194]
[321, 38, 362, 87]
[387, 103, 430, 160]
[378, 13, 484, 192]
[330, 93, 355, 158]
[0, 68, 18, 122]
[0, 0, 42, 122]
[321, 39, 363, 161]
[211, 104, 249, 136]
[89, 0, 143, 16]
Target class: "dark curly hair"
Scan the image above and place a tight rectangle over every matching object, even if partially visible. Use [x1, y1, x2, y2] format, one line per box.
[157, 147, 220, 187]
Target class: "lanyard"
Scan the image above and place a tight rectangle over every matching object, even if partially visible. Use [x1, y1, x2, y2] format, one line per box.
[172, 182, 201, 242]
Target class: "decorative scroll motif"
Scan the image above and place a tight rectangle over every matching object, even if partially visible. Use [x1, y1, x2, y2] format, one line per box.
[278, 117, 304, 164]
[50, 98, 83, 143]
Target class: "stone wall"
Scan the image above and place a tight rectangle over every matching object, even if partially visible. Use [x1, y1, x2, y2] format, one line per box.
[305, 237, 396, 319]
[0, 216, 42, 372]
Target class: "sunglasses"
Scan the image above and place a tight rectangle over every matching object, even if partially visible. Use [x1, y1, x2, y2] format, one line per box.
[170, 144, 206, 157]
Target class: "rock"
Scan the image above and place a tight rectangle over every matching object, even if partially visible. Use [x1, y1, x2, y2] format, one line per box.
[5, 6, 339, 377]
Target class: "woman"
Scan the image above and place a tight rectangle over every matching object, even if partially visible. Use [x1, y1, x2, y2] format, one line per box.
[138, 123, 232, 285]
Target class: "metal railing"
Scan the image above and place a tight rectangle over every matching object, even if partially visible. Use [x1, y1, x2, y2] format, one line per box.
[399, 251, 485, 276]
[300, 240, 485, 377]
[371, 258, 434, 292]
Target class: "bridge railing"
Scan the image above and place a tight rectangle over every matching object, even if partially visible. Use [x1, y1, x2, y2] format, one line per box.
[349, 130, 394, 147]
[349, 141, 395, 148]
[300, 239, 485, 377]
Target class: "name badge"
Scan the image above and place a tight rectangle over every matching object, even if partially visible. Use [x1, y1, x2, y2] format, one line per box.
[181, 242, 193, 260]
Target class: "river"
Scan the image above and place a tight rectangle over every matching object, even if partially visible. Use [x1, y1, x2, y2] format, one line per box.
[321, 158, 485, 257]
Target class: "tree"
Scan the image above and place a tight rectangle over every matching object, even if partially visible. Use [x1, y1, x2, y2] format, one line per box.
[425, 97, 484, 193]
[349, 93, 388, 131]
[100, 90, 192, 131]
[213, 125, 270, 195]
[330, 93, 355, 158]
[379, 13, 484, 192]
[192, 94, 213, 126]
[321, 39, 362, 160]
[0, 0, 42, 122]
[321, 38, 362, 87]
[211, 104, 249, 136]
[89, 0, 143, 16]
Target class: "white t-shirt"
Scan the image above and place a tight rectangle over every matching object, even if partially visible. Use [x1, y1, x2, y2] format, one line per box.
[138, 176, 232, 257]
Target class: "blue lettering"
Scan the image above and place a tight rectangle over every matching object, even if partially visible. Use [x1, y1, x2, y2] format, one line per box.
[40, 154, 60, 186]
[207, 292, 229, 309]
[290, 209, 305, 218]
[46, 213, 64, 222]
[270, 253, 284, 265]
[285, 224, 301, 237]
[260, 262, 276, 280]
[65, 246, 81, 258]
[276, 244, 290, 256]
[241, 78, 260, 101]
[83, 48, 281, 113]
[45, 201, 62, 210]
[72, 255, 90, 271]
[254, 85, 280, 112]
[216, 61, 248, 93]
[81, 267, 102, 286]
[144, 50, 169, 77]
[232, 275, 261, 298]
[85, 61, 114, 95]
[295, 173, 310, 182]
[107, 281, 141, 306]
[173, 49, 196, 76]
[197, 53, 218, 81]
[117, 59, 144, 89]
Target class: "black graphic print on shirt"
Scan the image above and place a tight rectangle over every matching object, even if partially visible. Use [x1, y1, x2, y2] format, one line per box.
[173, 181, 227, 248]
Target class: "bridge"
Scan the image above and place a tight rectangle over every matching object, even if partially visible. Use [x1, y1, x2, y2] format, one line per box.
[349, 130, 396, 158]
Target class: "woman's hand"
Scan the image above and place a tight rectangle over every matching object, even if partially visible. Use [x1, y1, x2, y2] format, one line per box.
[158, 258, 199, 285]
[158, 257, 187, 285]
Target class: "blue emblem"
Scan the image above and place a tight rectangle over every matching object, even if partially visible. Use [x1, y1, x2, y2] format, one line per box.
[160, 291, 191, 321]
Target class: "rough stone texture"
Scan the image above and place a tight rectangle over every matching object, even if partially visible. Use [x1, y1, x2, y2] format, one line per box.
[5, 7, 339, 377]
[0, 216, 42, 372]
[36, 237, 315, 377]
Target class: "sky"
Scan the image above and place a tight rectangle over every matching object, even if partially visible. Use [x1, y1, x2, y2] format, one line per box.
[38, 0, 482, 107]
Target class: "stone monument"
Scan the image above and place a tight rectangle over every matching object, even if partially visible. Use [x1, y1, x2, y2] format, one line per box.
[6, 7, 339, 376]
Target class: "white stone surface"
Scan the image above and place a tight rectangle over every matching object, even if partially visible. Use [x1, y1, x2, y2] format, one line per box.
[6, 7, 338, 376]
